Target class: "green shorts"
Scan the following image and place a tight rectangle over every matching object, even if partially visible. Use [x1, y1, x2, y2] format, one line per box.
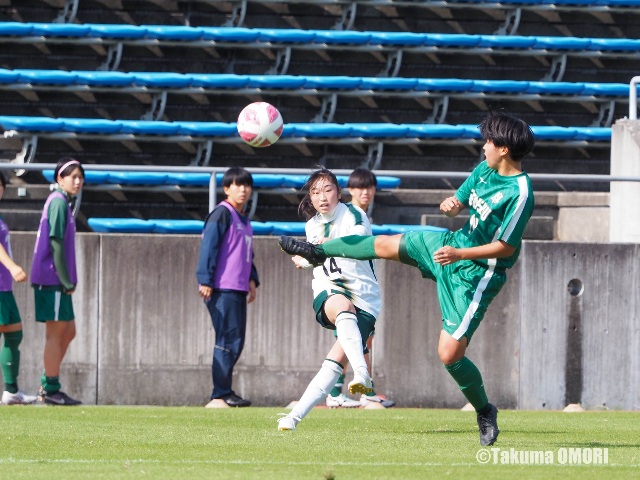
[33, 287, 75, 322]
[401, 231, 506, 343]
[314, 291, 376, 354]
[0, 291, 22, 325]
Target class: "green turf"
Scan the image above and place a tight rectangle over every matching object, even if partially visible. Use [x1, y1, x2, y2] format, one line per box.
[0, 406, 638, 479]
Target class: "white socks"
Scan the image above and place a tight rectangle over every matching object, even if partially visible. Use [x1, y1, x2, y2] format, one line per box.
[335, 311, 369, 378]
[290, 360, 343, 420]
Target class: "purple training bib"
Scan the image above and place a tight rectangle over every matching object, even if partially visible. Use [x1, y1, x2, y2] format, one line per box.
[0, 217, 13, 292]
[213, 202, 254, 292]
[30, 192, 77, 286]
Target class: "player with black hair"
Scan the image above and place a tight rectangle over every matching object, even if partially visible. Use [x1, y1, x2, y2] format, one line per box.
[279, 113, 535, 445]
[197, 167, 260, 407]
[0, 172, 37, 405]
[32, 157, 85, 405]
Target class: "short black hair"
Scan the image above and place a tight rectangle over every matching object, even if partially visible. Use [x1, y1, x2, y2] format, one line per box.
[479, 112, 535, 161]
[54, 156, 85, 180]
[347, 168, 377, 189]
[222, 167, 253, 188]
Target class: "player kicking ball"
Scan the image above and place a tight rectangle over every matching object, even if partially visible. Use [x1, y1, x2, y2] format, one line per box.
[277, 168, 381, 431]
[279, 112, 535, 446]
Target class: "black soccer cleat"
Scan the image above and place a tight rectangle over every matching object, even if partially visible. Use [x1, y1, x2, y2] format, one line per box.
[278, 236, 326, 267]
[477, 403, 500, 446]
[37, 386, 82, 406]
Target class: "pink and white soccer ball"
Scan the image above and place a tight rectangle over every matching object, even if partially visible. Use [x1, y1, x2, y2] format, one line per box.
[237, 102, 284, 147]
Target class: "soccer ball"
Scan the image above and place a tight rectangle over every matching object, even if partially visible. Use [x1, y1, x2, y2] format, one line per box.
[237, 102, 284, 147]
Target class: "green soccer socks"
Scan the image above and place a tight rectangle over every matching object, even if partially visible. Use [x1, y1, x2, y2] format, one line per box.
[330, 374, 345, 397]
[445, 357, 489, 412]
[41, 371, 62, 393]
[319, 235, 378, 260]
[1, 330, 22, 394]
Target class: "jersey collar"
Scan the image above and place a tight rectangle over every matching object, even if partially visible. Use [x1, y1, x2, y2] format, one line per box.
[316, 202, 343, 224]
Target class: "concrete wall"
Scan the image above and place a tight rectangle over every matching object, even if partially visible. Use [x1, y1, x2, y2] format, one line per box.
[610, 119, 640, 242]
[5, 234, 640, 410]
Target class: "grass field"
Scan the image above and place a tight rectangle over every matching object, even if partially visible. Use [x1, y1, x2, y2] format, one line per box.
[0, 406, 638, 479]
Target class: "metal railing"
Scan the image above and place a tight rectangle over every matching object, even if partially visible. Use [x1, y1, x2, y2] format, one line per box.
[1, 163, 640, 216]
[630, 76, 640, 120]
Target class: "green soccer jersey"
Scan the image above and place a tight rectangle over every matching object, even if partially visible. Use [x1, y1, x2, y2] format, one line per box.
[453, 161, 534, 270]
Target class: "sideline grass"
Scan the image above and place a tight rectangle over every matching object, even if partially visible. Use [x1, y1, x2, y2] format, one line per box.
[0, 406, 638, 479]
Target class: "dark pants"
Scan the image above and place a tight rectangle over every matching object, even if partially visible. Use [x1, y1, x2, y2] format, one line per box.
[206, 290, 247, 400]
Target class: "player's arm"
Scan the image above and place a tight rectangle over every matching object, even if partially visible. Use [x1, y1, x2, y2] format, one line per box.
[196, 207, 230, 300]
[440, 196, 464, 218]
[0, 243, 27, 282]
[433, 241, 515, 266]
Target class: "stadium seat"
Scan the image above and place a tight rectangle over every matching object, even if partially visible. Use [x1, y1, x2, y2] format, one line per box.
[189, 74, 250, 88]
[265, 222, 307, 236]
[87, 218, 156, 233]
[383, 224, 449, 234]
[151, 219, 204, 234]
[143, 25, 204, 41]
[15, 69, 77, 85]
[107, 172, 168, 185]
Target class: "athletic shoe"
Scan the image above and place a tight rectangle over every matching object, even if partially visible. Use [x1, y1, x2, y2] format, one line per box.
[278, 236, 326, 267]
[348, 372, 374, 395]
[477, 403, 500, 446]
[360, 394, 395, 408]
[2, 390, 38, 405]
[37, 386, 82, 406]
[277, 414, 301, 431]
[219, 393, 251, 407]
[326, 393, 361, 408]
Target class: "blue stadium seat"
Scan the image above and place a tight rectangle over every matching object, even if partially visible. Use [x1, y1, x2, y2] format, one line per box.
[42, 170, 110, 184]
[406, 125, 466, 138]
[165, 173, 211, 186]
[176, 122, 238, 136]
[88, 24, 147, 38]
[284, 123, 352, 138]
[0, 69, 19, 83]
[266, 222, 307, 236]
[200, 27, 260, 42]
[119, 120, 180, 135]
[573, 127, 611, 141]
[383, 224, 449, 234]
[349, 124, 409, 138]
[477, 35, 537, 48]
[303, 76, 363, 89]
[72, 71, 135, 86]
[423, 34, 481, 46]
[255, 29, 316, 43]
[532, 37, 592, 50]
[251, 222, 274, 235]
[143, 25, 204, 40]
[310, 30, 371, 44]
[15, 69, 77, 84]
[189, 74, 250, 88]
[30, 23, 90, 37]
[0, 116, 63, 131]
[588, 39, 640, 51]
[252, 174, 286, 187]
[108, 172, 168, 185]
[359, 78, 419, 90]
[88, 218, 156, 233]
[131, 72, 192, 87]
[246, 75, 307, 89]
[152, 219, 204, 234]
[581, 83, 629, 95]
[526, 82, 586, 94]
[530, 126, 577, 140]
[371, 225, 392, 235]
[0, 22, 34, 35]
[459, 125, 483, 139]
[368, 32, 427, 45]
[62, 118, 123, 133]
[471, 80, 530, 92]
[415, 79, 474, 91]
[335, 176, 402, 189]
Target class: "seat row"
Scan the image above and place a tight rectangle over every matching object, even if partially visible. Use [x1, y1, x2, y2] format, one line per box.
[87, 218, 448, 236]
[41, 170, 401, 189]
[0, 116, 612, 142]
[0, 69, 629, 98]
[1, 23, 639, 54]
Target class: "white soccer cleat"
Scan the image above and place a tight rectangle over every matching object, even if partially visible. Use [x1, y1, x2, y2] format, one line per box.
[2, 390, 38, 405]
[326, 393, 361, 408]
[348, 372, 374, 395]
[360, 393, 396, 408]
[277, 414, 301, 431]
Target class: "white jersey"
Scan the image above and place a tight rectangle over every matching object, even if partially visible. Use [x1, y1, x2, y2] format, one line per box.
[306, 202, 381, 318]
